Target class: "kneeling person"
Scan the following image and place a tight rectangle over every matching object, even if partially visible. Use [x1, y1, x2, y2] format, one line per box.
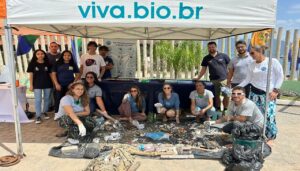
[190, 81, 216, 122]
[158, 84, 180, 123]
[57, 82, 96, 144]
[215, 86, 264, 132]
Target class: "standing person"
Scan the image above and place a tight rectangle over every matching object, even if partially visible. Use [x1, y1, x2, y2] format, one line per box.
[47, 42, 61, 112]
[195, 41, 230, 114]
[27, 49, 53, 124]
[190, 81, 217, 122]
[51, 50, 80, 118]
[238, 45, 284, 142]
[227, 40, 253, 97]
[99, 45, 114, 79]
[76, 41, 106, 81]
[215, 86, 264, 133]
[57, 82, 96, 144]
[47, 42, 61, 66]
[118, 85, 147, 122]
[157, 83, 180, 123]
[84, 71, 116, 122]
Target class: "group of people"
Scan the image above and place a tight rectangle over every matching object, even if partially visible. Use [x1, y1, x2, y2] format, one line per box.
[27, 39, 284, 144]
[195, 40, 283, 142]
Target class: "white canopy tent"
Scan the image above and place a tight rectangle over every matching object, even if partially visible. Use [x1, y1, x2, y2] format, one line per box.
[4, 0, 277, 156]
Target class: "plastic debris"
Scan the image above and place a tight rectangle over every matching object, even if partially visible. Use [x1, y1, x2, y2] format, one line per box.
[104, 132, 121, 141]
[144, 132, 170, 141]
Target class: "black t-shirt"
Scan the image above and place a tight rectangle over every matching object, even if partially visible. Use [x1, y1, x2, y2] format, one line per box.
[47, 53, 61, 66]
[27, 62, 53, 89]
[201, 52, 230, 80]
[102, 56, 114, 79]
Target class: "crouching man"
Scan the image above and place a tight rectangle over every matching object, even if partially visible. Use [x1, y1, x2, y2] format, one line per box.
[214, 86, 264, 133]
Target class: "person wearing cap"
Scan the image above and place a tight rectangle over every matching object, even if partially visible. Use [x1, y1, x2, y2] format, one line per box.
[227, 40, 253, 97]
[76, 41, 106, 81]
[99, 45, 114, 79]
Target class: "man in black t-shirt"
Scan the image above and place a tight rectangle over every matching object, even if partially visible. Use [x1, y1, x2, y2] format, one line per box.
[47, 42, 61, 66]
[99, 45, 114, 79]
[46, 42, 61, 112]
[195, 41, 230, 114]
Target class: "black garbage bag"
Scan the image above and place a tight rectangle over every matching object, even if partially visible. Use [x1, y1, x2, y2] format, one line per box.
[49, 143, 100, 159]
[231, 121, 261, 140]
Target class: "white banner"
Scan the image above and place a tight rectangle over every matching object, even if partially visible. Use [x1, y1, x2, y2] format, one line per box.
[7, 0, 276, 28]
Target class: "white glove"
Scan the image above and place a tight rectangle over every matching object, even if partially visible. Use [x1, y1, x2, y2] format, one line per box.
[123, 93, 130, 100]
[204, 121, 216, 125]
[78, 123, 86, 137]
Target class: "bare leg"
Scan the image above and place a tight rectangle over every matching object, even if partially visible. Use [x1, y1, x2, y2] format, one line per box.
[132, 113, 147, 121]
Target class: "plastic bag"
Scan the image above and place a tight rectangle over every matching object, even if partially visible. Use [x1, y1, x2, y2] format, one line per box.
[144, 132, 170, 141]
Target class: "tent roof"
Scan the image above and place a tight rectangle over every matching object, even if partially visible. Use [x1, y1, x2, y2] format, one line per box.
[6, 0, 277, 40]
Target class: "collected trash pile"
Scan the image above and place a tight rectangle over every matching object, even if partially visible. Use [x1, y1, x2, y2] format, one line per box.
[221, 121, 272, 171]
[94, 119, 232, 150]
[48, 120, 271, 171]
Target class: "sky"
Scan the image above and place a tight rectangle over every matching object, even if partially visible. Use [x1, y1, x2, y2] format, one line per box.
[277, 0, 300, 29]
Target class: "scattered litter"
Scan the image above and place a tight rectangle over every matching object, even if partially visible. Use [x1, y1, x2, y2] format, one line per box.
[104, 132, 121, 141]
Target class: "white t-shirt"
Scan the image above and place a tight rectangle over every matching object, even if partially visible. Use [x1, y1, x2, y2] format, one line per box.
[189, 89, 214, 108]
[56, 95, 84, 119]
[228, 53, 254, 84]
[80, 53, 106, 78]
[239, 58, 284, 92]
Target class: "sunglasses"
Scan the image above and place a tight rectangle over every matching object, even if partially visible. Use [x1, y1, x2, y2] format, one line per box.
[250, 52, 255, 55]
[163, 87, 171, 90]
[232, 93, 244, 96]
[236, 46, 245, 49]
[130, 90, 137, 92]
[86, 76, 94, 79]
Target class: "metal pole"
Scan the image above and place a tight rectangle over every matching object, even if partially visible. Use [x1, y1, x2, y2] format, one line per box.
[3, 20, 24, 156]
[262, 29, 274, 153]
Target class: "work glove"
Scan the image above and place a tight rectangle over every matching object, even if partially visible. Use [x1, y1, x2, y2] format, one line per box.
[204, 121, 216, 126]
[78, 123, 86, 137]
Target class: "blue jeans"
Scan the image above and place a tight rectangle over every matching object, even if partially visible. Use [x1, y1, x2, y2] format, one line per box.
[34, 88, 52, 117]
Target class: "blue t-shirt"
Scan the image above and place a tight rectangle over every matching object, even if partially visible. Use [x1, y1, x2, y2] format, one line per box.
[158, 92, 180, 110]
[53, 63, 79, 86]
[126, 94, 146, 113]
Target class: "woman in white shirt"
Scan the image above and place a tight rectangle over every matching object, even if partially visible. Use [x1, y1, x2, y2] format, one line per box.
[57, 82, 96, 144]
[239, 45, 284, 141]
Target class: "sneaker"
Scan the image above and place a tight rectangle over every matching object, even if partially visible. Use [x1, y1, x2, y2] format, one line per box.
[43, 113, 50, 120]
[67, 138, 79, 145]
[35, 117, 42, 124]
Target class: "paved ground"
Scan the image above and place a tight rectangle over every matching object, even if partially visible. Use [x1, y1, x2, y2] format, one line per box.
[1, 103, 300, 171]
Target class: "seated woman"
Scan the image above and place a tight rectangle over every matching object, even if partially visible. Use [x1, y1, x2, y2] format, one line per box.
[157, 83, 180, 123]
[118, 85, 147, 122]
[57, 82, 96, 144]
[84, 71, 116, 122]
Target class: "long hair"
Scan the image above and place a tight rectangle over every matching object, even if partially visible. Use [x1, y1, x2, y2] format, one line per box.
[84, 71, 100, 90]
[162, 83, 172, 100]
[29, 49, 49, 65]
[130, 85, 143, 111]
[66, 82, 89, 107]
[56, 50, 76, 67]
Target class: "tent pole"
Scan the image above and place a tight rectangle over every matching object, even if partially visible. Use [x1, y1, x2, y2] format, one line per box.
[262, 28, 274, 153]
[3, 19, 24, 156]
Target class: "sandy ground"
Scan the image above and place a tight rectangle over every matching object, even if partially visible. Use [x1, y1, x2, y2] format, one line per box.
[0, 104, 300, 171]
